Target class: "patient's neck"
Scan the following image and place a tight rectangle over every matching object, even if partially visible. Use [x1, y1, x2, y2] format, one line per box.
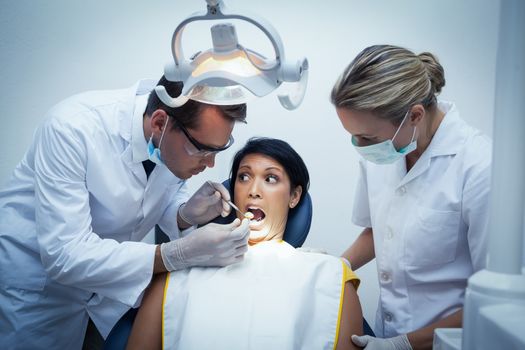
[248, 230, 284, 246]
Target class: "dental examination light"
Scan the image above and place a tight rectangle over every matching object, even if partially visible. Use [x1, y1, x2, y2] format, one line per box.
[155, 0, 309, 110]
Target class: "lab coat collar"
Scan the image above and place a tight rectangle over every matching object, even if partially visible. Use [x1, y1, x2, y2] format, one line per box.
[131, 93, 150, 163]
[117, 79, 156, 146]
[123, 80, 185, 187]
[117, 80, 156, 186]
[425, 100, 468, 158]
[397, 100, 468, 187]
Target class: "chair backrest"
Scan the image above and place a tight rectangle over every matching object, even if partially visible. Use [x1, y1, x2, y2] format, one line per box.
[211, 180, 312, 248]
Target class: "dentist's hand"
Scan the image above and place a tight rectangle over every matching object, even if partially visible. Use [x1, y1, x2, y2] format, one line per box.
[179, 181, 231, 225]
[351, 334, 412, 350]
[160, 218, 250, 271]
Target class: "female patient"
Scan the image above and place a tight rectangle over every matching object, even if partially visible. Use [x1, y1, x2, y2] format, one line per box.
[127, 137, 363, 350]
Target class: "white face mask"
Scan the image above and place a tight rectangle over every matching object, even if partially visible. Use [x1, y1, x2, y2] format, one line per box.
[147, 117, 169, 165]
[352, 110, 417, 165]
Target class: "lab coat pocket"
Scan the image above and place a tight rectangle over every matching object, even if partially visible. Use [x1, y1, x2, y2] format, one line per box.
[404, 207, 461, 267]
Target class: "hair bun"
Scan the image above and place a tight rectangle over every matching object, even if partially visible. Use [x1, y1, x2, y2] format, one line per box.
[419, 52, 445, 95]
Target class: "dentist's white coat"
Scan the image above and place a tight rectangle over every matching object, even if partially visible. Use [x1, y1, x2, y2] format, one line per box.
[0, 80, 188, 349]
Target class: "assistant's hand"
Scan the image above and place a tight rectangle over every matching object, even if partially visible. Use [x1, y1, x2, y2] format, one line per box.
[160, 218, 250, 271]
[351, 334, 412, 350]
[179, 181, 231, 225]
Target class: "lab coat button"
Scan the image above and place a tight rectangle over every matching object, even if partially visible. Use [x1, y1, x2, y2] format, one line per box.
[380, 272, 390, 282]
[385, 312, 393, 322]
[397, 186, 407, 195]
[386, 228, 393, 239]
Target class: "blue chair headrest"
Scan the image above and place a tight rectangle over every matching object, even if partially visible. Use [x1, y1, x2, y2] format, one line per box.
[211, 180, 312, 248]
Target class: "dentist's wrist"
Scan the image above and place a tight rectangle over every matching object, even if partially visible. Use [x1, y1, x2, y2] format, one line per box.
[177, 203, 193, 229]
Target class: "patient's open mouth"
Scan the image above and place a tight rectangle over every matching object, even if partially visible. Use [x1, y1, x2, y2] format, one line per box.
[247, 207, 266, 222]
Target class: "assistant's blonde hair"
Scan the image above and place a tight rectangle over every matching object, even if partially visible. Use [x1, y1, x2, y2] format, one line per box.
[331, 45, 445, 123]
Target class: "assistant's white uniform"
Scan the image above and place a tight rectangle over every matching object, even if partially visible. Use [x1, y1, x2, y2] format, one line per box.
[0, 80, 189, 349]
[352, 101, 491, 337]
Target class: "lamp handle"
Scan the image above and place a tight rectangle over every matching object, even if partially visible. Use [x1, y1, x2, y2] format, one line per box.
[171, 1, 286, 70]
[277, 59, 309, 110]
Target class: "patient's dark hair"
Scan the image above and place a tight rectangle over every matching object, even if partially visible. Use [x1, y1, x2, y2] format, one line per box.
[229, 137, 310, 211]
[145, 76, 247, 130]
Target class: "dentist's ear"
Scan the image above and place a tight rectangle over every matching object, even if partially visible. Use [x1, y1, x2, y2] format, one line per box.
[150, 109, 170, 135]
[289, 186, 303, 209]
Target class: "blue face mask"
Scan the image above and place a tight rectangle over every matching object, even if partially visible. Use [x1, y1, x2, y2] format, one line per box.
[352, 110, 417, 165]
[147, 118, 169, 166]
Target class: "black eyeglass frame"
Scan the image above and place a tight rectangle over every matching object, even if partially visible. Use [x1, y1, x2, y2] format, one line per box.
[170, 116, 235, 154]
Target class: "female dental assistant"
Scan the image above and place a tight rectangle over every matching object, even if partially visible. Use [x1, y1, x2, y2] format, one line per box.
[331, 45, 491, 350]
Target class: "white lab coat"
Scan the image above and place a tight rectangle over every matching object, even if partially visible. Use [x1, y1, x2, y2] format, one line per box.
[0, 80, 189, 349]
[352, 101, 492, 338]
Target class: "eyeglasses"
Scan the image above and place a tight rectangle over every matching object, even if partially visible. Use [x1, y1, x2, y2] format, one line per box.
[170, 116, 234, 157]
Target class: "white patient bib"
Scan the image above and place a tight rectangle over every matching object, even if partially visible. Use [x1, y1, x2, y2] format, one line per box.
[162, 241, 358, 350]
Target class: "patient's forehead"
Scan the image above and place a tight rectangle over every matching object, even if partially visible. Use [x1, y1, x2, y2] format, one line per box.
[238, 153, 285, 172]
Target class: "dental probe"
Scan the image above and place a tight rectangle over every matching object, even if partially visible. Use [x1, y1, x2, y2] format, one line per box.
[226, 200, 254, 220]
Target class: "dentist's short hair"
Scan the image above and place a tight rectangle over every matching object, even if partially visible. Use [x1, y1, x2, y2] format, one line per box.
[145, 76, 247, 130]
[331, 45, 445, 124]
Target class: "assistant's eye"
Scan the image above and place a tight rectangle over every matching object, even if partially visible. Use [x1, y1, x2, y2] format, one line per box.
[266, 174, 278, 184]
[361, 135, 378, 143]
[357, 136, 377, 146]
[238, 173, 250, 182]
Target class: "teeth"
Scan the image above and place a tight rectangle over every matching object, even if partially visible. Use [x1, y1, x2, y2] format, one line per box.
[246, 206, 265, 223]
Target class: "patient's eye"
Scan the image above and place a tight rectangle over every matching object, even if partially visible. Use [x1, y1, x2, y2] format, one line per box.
[238, 173, 250, 182]
[266, 174, 278, 184]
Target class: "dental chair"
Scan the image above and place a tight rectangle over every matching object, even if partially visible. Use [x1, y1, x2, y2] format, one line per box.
[104, 181, 373, 349]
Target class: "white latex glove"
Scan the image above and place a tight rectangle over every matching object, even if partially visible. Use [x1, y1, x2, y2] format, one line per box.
[179, 181, 231, 225]
[351, 334, 412, 350]
[160, 218, 250, 271]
